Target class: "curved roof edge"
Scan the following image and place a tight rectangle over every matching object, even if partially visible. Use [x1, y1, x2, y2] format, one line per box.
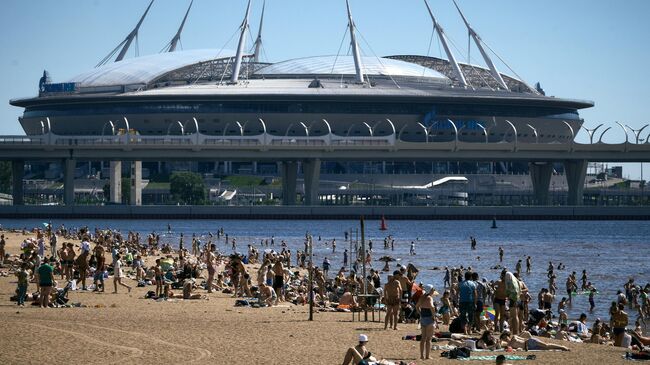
[68, 49, 236, 88]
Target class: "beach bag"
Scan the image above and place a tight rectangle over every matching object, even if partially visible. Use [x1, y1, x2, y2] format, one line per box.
[443, 347, 470, 359]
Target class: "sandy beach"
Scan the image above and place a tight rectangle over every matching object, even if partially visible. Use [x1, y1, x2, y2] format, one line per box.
[0, 230, 635, 364]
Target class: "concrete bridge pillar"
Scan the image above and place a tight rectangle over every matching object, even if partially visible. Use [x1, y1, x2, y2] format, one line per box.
[130, 161, 142, 206]
[281, 161, 298, 205]
[109, 161, 122, 204]
[303, 158, 321, 206]
[63, 158, 76, 206]
[529, 162, 553, 205]
[564, 160, 588, 206]
[11, 160, 24, 205]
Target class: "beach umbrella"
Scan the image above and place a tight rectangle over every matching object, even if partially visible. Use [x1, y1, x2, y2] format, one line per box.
[481, 307, 496, 321]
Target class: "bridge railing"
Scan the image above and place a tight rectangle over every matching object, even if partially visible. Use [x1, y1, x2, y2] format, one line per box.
[0, 136, 46, 144]
[1, 131, 649, 154]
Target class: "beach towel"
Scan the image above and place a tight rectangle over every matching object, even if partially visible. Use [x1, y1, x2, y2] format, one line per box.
[457, 355, 536, 361]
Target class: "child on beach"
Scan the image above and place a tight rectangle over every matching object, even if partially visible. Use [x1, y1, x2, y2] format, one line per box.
[15, 262, 30, 306]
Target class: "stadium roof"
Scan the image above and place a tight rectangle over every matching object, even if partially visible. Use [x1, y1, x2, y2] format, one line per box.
[256, 55, 449, 81]
[68, 49, 235, 87]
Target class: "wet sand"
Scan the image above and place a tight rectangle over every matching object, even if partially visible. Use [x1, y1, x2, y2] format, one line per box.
[0, 231, 631, 364]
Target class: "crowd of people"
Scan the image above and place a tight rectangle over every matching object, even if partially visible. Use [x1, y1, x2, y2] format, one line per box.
[1, 224, 649, 364]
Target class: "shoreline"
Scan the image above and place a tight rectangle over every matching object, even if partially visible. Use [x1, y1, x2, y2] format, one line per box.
[0, 205, 649, 220]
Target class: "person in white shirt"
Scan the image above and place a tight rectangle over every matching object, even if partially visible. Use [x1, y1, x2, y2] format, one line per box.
[112, 254, 132, 294]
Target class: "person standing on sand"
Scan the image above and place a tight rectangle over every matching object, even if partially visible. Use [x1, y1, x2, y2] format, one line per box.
[206, 244, 217, 293]
[273, 258, 285, 302]
[112, 254, 131, 294]
[383, 273, 402, 330]
[154, 259, 163, 297]
[15, 262, 30, 306]
[458, 271, 477, 335]
[37, 258, 55, 308]
[493, 272, 507, 332]
[49, 233, 57, 260]
[62, 243, 76, 281]
[416, 284, 437, 360]
[0, 234, 5, 266]
[76, 249, 89, 290]
[612, 303, 629, 347]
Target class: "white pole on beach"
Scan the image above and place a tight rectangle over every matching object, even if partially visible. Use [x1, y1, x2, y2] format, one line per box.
[360, 216, 367, 321]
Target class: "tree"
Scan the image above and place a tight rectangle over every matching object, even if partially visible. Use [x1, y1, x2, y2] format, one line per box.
[170, 171, 206, 205]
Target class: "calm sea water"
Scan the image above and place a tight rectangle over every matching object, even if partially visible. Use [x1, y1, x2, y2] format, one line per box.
[2, 218, 648, 330]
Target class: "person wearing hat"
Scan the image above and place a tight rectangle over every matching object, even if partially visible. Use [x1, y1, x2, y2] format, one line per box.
[416, 284, 437, 360]
[342, 334, 373, 365]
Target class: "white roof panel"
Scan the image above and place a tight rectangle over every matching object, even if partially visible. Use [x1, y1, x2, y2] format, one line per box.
[256, 55, 449, 81]
[68, 49, 236, 87]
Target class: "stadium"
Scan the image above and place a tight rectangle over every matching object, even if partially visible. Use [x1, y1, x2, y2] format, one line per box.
[8, 0, 596, 188]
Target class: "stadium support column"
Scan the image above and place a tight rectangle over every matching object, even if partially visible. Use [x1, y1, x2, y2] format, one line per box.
[63, 158, 75, 206]
[529, 162, 553, 205]
[11, 160, 24, 205]
[564, 160, 588, 206]
[130, 161, 142, 206]
[303, 158, 321, 206]
[109, 161, 122, 203]
[281, 161, 298, 205]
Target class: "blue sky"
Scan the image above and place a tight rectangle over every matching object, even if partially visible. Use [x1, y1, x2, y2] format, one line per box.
[1, 0, 649, 178]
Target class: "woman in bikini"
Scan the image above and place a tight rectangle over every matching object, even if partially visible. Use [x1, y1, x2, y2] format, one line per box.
[416, 284, 436, 360]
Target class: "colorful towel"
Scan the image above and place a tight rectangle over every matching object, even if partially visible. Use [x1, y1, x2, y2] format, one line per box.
[458, 355, 535, 361]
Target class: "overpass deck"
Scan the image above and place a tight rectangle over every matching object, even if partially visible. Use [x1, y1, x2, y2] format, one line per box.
[0, 133, 649, 162]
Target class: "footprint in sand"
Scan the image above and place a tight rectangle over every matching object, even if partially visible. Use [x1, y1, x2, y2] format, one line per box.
[37, 320, 212, 363]
[26, 322, 144, 365]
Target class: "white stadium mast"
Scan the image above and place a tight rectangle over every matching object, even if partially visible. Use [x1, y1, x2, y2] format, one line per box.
[452, 0, 509, 91]
[167, 0, 193, 53]
[423, 0, 467, 87]
[230, 0, 252, 84]
[346, 0, 365, 84]
[96, 0, 155, 67]
[253, 0, 265, 63]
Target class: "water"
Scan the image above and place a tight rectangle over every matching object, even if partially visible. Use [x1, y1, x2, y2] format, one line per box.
[2, 218, 649, 330]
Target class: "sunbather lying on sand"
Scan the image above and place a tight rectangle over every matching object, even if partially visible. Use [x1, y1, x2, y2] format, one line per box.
[499, 331, 569, 351]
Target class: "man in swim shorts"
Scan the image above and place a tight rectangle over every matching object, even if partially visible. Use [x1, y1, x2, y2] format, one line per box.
[383, 272, 402, 330]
